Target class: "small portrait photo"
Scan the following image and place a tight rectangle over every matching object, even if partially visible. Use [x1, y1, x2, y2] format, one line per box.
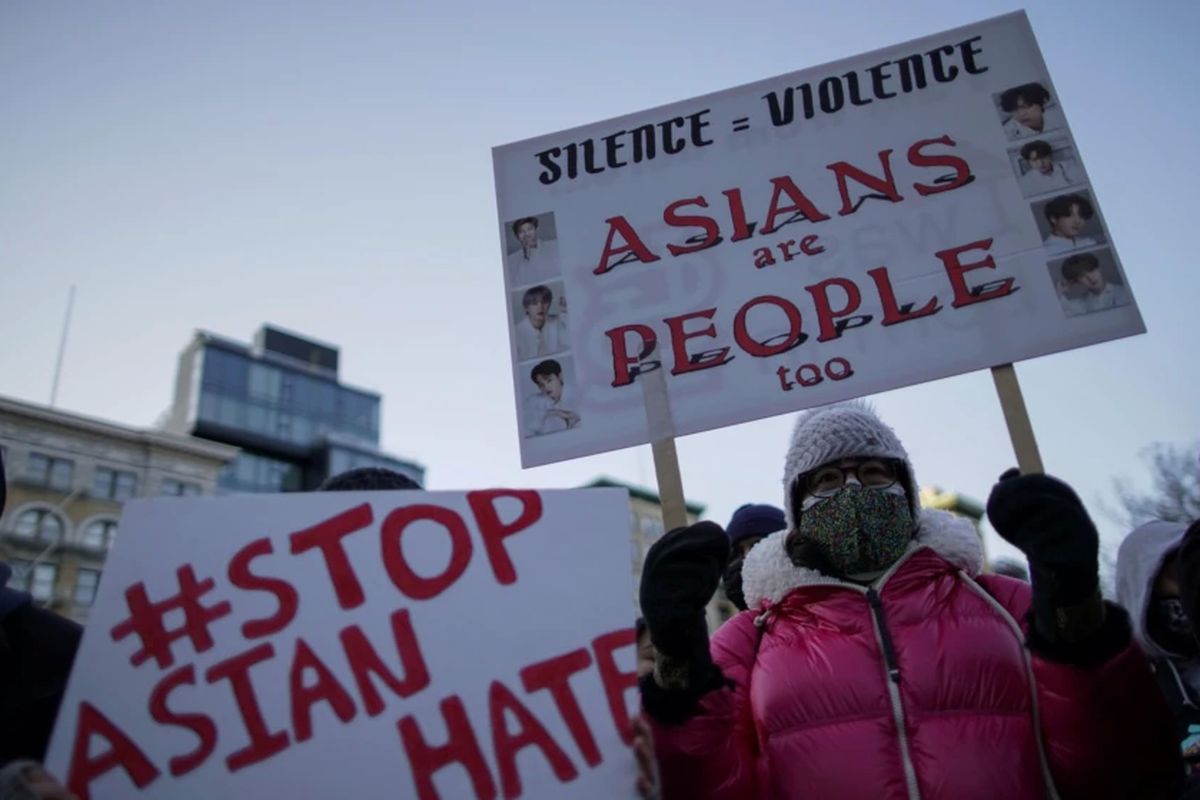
[1048, 249, 1132, 317]
[504, 212, 561, 288]
[993, 81, 1066, 141]
[1008, 135, 1082, 198]
[521, 356, 582, 438]
[1031, 190, 1106, 256]
[511, 281, 570, 362]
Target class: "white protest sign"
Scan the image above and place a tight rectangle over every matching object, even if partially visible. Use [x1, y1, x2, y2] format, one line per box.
[494, 11, 1142, 468]
[45, 489, 640, 799]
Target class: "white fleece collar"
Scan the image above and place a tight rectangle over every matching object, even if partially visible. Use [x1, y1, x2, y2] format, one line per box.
[741, 508, 984, 608]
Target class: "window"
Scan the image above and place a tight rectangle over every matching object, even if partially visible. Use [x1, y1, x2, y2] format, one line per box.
[81, 519, 117, 549]
[248, 363, 282, 402]
[31, 563, 57, 602]
[93, 467, 138, 501]
[202, 347, 248, 393]
[26, 453, 74, 490]
[161, 479, 201, 497]
[74, 569, 100, 607]
[639, 514, 664, 544]
[14, 509, 64, 542]
[7, 560, 30, 591]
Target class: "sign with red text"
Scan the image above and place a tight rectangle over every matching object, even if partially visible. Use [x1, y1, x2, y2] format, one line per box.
[494, 10, 1142, 467]
[45, 490, 640, 799]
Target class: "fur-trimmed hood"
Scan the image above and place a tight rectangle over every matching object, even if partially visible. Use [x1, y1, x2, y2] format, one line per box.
[742, 508, 984, 608]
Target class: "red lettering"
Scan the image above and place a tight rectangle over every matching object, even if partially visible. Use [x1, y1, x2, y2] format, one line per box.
[828, 149, 902, 215]
[520, 649, 601, 768]
[936, 238, 1016, 308]
[149, 665, 216, 777]
[733, 295, 804, 358]
[381, 504, 472, 600]
[908, 135, 974, 196]
[592, 629, 638, 746]
[593, 216, 661, 275]
[341, 611, 431, 716]
[490, 681, 578, 798]
[398, 696, 497, 800]
[799, 234, 825, 255]
[796, 363, 823, 387]
[67, 702, 160, 800]
[228, 537, 299, 639]
[825, 357, 855, 381]
[603, 324, 658, 388]
[760, 176, 831, 234]
[665, 308, 732, 375]
[205, 643, 289, 771]
[663, 196, 720, 256]
[722, 188, 753, 242]
[867, 266, 941, 325]
[467, 489, 544, 585]
[289, 504, 374, 610]
[290, 638, 357, 743]
[806, 278, 864, 342]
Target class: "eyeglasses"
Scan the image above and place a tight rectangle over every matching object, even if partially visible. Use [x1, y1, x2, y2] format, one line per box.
[802, 459, 900, 498]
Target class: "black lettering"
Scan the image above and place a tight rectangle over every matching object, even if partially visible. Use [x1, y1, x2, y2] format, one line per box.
[896, 54, 927, 92]
[927, 45, 959, 83]
[536, 148, 563, 185]
[843, 72, 872, 106]
[868, 62, 896, 99]
[630, 124, 656, 162]
[689, 110, 714, 147]
[604, 131, 627, 169]
[818, 77, 844, 113]
[582, 139, 604, 175]
[660, 118, 687, 155]
[833, 315, 874, 335]
[764, 89, 794, 127]
[959, 36, 988, 75]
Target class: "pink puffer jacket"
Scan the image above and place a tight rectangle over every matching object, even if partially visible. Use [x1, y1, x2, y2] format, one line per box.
[649, 510, 1178, 799]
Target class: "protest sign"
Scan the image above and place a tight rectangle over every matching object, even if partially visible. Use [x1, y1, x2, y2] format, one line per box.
[45, 489, 640, 799]
[494, 11, 1142, 468]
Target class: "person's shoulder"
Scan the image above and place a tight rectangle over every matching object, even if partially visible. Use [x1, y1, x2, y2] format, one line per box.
[2, 603, 81, 669]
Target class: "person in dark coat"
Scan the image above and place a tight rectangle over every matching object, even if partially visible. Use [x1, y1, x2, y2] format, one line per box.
[0, 451, 82, 798]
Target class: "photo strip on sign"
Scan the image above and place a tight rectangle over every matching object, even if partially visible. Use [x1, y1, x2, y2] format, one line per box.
[493, 10, 1142, 468]
[44, 490, 641, 799]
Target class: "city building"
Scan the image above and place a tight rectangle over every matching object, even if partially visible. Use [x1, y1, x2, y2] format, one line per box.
[0, 394, 237, 622]
[584, 477, 734, 630]
[164, 325, 424, 493]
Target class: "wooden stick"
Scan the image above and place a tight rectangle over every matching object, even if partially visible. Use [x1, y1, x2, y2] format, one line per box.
[639, 344, 689, 531]
[651, 437, 689, 532]
[990, 363, 1044, 475]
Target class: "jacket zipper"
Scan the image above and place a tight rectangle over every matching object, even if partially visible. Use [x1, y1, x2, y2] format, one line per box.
[867, 587, 922, 800]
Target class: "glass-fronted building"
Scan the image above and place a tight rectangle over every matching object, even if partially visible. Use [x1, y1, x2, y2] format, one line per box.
[166, 325, 424, 492]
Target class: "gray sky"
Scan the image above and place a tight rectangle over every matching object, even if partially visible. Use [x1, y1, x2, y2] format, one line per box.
[2, 0, 1197, 565]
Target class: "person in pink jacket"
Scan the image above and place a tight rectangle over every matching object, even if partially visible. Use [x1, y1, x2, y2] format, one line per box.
[638, 401, 1179, 799]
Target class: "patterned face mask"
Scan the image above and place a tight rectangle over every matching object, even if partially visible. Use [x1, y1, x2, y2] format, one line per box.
[796, 484, 914, 577]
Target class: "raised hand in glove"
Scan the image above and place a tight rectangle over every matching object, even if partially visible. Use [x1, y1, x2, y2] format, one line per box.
[638, 521, 730, 721]
[987, 469, 1120, 662]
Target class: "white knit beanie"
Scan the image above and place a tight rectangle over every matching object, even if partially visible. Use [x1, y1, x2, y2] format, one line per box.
[782, 400, 920, 530]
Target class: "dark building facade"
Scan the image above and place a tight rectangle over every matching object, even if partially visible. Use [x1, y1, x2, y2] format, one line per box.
[166, 325, 423, 492]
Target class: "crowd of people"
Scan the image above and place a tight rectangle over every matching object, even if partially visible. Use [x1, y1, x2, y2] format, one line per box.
[2, 403, 1198, 799]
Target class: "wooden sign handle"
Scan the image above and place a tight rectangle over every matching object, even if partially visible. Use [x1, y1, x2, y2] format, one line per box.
[651, 437, 689, 532]
[990, 363, 1044, 475]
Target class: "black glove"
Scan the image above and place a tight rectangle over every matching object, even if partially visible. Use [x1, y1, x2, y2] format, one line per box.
[640, 521, 729, 660]
[638, 522, 729, 721]
[987, 469, 1123, 663]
